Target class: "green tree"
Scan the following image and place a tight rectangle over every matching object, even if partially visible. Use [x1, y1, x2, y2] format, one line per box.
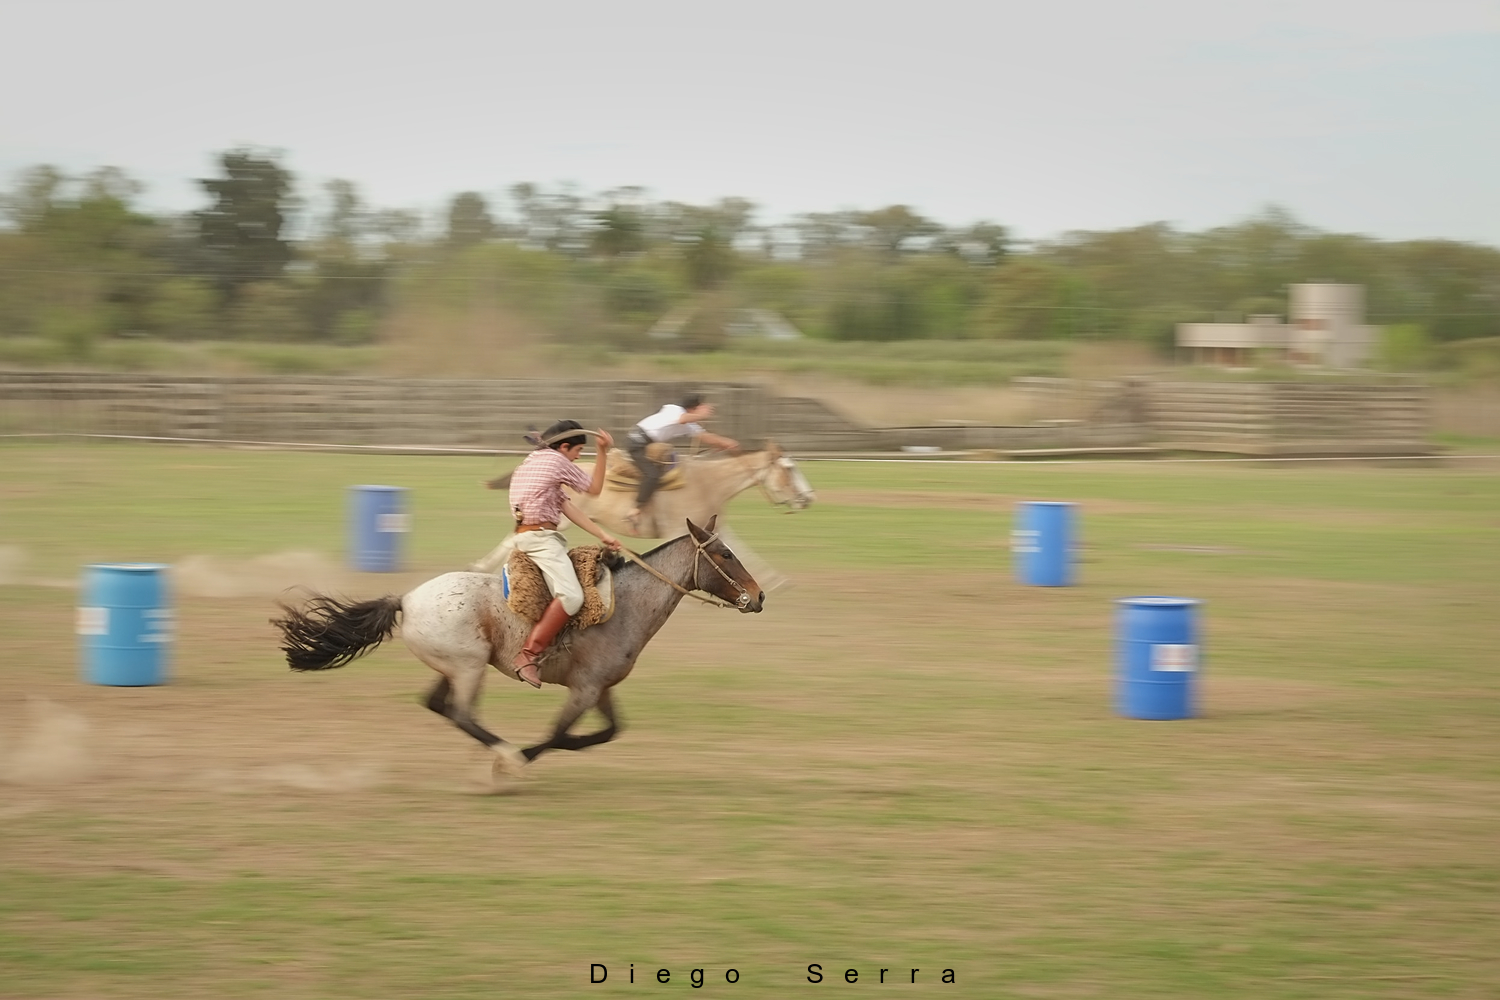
[1378, 324, 1433, 371]
[194, 149, 295, 297]
[852, 205, 943, 256]
[0, 165, 161, 339]
[320, 179, 365, 246]
[39, 306, 105, 360]
[944, 221, 1011, 265]
[446, 191, 495, 248]
[228, 281, 310, 341]
[592, 204, 646, 257]
[1385, 240, 1500, 342]
[143, 278, 218, 340]
[971, 259, 1073, 339]
[508, 182, 588, 253]
[683, 224, 734, 290]
[0, 165, 67, 231]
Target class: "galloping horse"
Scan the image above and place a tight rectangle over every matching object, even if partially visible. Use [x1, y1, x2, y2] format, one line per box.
[471, 440, 815, 579]
[272, 518, 762, 781]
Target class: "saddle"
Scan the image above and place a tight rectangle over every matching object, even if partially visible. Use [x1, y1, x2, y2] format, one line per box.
[605, 445, 687, 494]
[502, 545, 617, 629]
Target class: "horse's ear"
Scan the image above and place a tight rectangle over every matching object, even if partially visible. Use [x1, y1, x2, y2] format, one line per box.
[704, 513, 718, 533]
[686, 516, 716, 542]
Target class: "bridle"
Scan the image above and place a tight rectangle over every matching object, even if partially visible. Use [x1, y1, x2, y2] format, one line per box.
[690, 531, 753, 609]
[750, 453, 810, 511]
[614, 531, 752, 611]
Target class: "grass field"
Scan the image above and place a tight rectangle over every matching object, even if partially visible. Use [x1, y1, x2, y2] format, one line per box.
[1, 442, 1497, 999]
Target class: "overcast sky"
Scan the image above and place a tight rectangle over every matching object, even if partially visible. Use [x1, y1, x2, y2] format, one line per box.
[3, 0, 1497, 244]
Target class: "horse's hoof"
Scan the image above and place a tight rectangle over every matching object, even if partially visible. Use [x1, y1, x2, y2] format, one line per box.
[491, 744, 527, 781]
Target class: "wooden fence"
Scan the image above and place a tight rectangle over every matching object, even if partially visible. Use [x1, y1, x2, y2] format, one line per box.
[1432, 388, 1500, 439]
[0, 374, 876, 453]
[1015, 377, 1431, 455]
[1145, 382, 1430, 454]
[0, 372, 1434, 455]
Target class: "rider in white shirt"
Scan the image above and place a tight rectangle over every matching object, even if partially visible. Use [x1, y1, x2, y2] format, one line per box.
[625, 394, 739, 525]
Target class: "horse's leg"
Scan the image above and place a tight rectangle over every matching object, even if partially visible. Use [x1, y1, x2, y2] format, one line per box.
[522, 684, 612, 762]
[422, 675, 451, 715]
[427, 660, 526, 776]
[469, 538, 512, 574]
[543, 685, 623, 754]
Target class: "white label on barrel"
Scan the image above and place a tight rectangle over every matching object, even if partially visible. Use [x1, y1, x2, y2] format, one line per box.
[77, 606, 108, 636]
[141, 608, 174, 643]
[377, 513, 410, 533]
[1152, 644, 1197, 672]
[1011, 529, 1039, 554]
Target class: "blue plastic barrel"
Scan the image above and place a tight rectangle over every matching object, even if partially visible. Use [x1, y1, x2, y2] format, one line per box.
[78, 564, 172, 686]
[349, 485, 409, 572]
[1116, 597, 1201, 720]
[1013, 501, 1076, 586]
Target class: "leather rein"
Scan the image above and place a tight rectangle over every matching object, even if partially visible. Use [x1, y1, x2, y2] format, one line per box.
[613, 533, 750, 611]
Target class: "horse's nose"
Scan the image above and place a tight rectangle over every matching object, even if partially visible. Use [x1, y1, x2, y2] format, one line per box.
[755, 590, 765, 611]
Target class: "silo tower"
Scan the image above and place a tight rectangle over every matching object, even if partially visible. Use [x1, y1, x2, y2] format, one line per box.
[1289, 283, 1375, 368]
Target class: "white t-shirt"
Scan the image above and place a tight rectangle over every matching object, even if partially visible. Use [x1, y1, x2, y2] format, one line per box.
[636, 404, 704, 443]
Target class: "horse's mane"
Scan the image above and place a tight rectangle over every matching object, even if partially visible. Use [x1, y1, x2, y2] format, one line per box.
[633, 534, 692, 561]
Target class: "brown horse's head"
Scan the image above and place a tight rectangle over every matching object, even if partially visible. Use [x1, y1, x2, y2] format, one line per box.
[757, 440, 816, 512]
[686, 515, 763, 613]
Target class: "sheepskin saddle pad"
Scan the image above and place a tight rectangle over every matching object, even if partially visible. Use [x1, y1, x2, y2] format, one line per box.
[502, 544, 616, 628]
[604, 445, 687, 493]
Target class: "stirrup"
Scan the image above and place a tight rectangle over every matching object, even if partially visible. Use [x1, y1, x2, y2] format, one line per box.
[515, 659, 543, 689]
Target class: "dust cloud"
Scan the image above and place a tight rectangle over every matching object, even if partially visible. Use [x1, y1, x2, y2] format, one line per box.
[170, 551, 350, 599]
[196, 762, 385, 793]
[0, 548, 360, 596]
[0, 697, 94, 786]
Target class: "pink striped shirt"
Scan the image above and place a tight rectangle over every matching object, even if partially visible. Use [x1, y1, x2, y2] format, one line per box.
[508, 447, 592, 525]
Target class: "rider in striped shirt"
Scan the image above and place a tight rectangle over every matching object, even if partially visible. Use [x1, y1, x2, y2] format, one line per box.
[502, 419, 621, 688]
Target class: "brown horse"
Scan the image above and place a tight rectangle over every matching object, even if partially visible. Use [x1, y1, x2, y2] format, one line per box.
[471, 441, 815, 582]
[272, 517, 762, 782]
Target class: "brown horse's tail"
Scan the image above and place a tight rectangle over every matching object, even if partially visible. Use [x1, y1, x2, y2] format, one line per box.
[271, 593, 402, 671]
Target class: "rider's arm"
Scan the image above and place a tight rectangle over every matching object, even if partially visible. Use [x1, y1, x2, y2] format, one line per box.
[699, 431, 740, 453]
[584, 429, 613, 496]
[560, 497, 621, 551]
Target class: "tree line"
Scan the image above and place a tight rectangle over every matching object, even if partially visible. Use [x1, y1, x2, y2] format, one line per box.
[1, 148, 1496, 363]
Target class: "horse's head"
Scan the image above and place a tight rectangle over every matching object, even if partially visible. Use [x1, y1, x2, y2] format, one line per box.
[687, 515, 763, 613]
[757, 440, 816, 512]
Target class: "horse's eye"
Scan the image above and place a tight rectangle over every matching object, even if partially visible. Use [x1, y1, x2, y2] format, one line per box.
[722, 549, 734, 560]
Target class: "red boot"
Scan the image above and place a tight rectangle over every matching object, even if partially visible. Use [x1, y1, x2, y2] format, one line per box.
[513, 597, 571, 688]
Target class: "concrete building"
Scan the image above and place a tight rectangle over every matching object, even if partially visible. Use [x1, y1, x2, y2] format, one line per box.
[1177, 283, 1378, 368]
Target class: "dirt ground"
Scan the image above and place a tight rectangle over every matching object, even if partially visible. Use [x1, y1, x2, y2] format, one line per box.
[3, 449, 1498, 998]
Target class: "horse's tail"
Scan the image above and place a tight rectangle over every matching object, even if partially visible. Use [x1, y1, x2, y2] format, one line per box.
[271, 593, 403, 671]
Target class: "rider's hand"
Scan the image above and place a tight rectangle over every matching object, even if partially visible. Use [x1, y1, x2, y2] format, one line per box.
[601, 534, 622, 552]
[596, 428, 614, 451]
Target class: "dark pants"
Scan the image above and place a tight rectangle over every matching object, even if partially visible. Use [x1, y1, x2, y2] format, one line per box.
[627, 432, 664, 507]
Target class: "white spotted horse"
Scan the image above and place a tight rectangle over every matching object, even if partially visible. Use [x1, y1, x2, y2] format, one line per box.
[271, 517, 762, 782]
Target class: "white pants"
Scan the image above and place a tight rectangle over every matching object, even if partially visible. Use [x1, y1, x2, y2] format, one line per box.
[485, 529, 585, 615]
